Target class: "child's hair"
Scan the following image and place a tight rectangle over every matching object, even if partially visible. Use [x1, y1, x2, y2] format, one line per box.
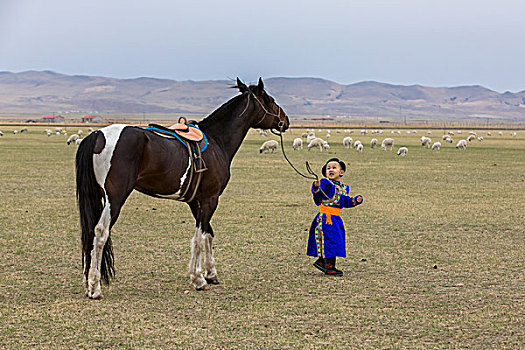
[322, 158, 347, 177]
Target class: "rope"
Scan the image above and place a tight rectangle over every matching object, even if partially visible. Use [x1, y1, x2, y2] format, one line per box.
[273, 129, 319, 181]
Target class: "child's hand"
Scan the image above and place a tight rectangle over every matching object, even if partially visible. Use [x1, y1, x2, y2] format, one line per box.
[356, 195, 363, 204]
[313, 180, 320, 188]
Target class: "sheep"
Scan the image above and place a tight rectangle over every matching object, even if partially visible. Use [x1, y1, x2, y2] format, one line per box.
[511, 132, 517, 137]
[88, 127, 94, 132]
[442, 134, 450, 140]
[469, 131, 476, 135]
[13, 130, 18, 134]
[322, 141, 330, 151]
[78, 130, 83, 137]
[421, 136, 432, 148]
[292, 138, 303, 150]
[397, 147, 408, 156]
[381, 138, 394, 151]
[306, 134, 317, 144]
[477, 137, 484, 142]
[356, 143, 363, 152]
[301, 132, 309, 138]
[326, 134, 331, 139]
[307, 138, 326, 151]
[353, 140, 362, 148]
[0, 130, 3, 136]
[467, 135, 476, 142]
[448, 131, 455, 136]
[75, 138, 83, 146]
[431, 142, 441, 151]
[498, 131, 503, 136]
[360, 129, 367, 135]
[370, 138, 378, 148]
[487, 132, 492, 136]
[259, 140, 278, 153]
[259, 130, 268, 137]
[457, 130, 462, 134]
[20, 127, 28, 133]
[427, 131, 432, 135]
[66, 134, 80, 145]
[342, 136, 353, 149]
[456, 140, 467, 149]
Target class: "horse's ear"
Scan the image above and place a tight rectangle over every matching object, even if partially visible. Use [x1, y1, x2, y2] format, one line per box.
[257, 77, 264, 90]
[236, 78, 249, 93]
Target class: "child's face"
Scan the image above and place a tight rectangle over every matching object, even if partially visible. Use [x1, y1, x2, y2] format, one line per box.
[325, 161, 345, 181]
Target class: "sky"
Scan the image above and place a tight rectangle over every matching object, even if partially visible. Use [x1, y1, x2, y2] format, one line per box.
[1, 0, 524, 92]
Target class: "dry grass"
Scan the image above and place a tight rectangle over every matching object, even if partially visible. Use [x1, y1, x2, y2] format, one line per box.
[0, 127, 524, 349]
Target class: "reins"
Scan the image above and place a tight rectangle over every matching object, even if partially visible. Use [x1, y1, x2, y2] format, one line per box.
[249, 91, 320, 181]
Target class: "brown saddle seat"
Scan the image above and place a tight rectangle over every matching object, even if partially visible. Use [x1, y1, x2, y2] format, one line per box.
[168, 122, 204, 142]
[148, 117, 203, 142]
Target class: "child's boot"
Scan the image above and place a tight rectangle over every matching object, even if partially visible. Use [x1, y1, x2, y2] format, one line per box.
[313, 257, 326, 272]
[324, 257, 343, 276]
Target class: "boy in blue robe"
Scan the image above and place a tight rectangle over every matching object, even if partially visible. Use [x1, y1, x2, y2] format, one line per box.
[307, 158, 363, 276]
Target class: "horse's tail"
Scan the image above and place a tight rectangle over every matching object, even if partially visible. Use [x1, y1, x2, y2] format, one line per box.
[76, 131, 114, 284]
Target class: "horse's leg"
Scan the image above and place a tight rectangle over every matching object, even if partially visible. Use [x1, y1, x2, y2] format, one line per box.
[203, 226, 219, 285]
[188, 197, 218, 290]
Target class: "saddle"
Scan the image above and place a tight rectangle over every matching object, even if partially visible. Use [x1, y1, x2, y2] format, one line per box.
[150, 119, 204, 142]
[145, 117, 208, 202]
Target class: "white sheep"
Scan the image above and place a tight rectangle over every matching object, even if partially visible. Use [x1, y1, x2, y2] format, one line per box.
[75, 138, 83, 146]
[88, 127, 94, 132]
[78, 130, 83, 137]
[427, 131, 432, 135]
[456, 140, 467, 149]
[353, 140, 362, 148]
[432, 142, 441, 151]
[397, 147, 408, 156]
[306, 134, 316, 144]
[360, 129, 367, 134]
[487, 132, 492, 136]
[293, 138, 303, 150]
[322, 141, 330, 151]
[421, 136, 432, 148]
[67, 134, 80, 145]
[370, 138, 378, 148]
[381, 138, 394, 151]
[511, 132, 517, 137]
[307, 138, 326, 151]
[469, 131, 477, 135]
[342, 137, 353, 149]
[301, 132, 309, 138]
[0, 130, 3, 136]
[467, 135, 476, 142]
[477, 137, 484, 142]
[326, 134, 331, 139]
[448, 131, 455, 136]
[259, 130, 268, 137]
[259, 140, 278, 153]
[20, 127, 28, 133]
[356, 143, 363, 152]
[498, 131, 503, 136]
[13, 130, 18, 134]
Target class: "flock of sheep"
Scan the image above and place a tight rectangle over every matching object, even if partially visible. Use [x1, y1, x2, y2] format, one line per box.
[258, 128, 519, 156]
[0, 127, 95, 146]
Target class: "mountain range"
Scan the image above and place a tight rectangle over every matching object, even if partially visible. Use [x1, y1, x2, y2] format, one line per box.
[0, 70, 524, 121]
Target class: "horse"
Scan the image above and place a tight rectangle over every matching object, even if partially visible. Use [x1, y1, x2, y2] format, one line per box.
[76, 78, 290, 299]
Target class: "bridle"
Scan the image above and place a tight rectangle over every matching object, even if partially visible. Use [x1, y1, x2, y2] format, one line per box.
[244, 91, 319, 181]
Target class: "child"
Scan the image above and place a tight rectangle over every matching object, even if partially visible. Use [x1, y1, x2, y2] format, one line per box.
[307, 158, 363, 276]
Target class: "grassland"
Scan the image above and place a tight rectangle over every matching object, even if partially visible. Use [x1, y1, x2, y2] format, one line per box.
[0, 126, 523, 349]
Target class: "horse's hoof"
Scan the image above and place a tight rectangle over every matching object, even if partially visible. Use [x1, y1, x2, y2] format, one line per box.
[205, 277, 220, 285]
[195, 284, 210, 291]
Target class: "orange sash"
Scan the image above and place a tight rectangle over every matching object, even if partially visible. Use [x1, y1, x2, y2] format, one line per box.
[320, 205, 342, 225]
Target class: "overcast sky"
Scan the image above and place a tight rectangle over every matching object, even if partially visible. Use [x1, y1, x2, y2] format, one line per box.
[1, 0, 524, 92]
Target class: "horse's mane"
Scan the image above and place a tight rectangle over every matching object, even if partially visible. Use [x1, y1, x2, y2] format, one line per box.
[198, 92, 246, 129]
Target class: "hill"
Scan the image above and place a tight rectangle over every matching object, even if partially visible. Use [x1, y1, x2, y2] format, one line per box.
[0, 71, 524, 120]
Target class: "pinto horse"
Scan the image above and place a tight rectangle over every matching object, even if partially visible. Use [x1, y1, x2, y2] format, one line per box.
[76, 78, 289, 299]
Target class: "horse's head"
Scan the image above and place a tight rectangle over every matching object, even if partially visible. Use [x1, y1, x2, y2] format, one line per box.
[236, 77, 290, 132]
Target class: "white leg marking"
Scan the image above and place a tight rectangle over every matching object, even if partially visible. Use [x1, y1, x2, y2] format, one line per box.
[189, 226, 207, 289]
[204, 233, 218, 282]
[88, 198, 111, 299]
